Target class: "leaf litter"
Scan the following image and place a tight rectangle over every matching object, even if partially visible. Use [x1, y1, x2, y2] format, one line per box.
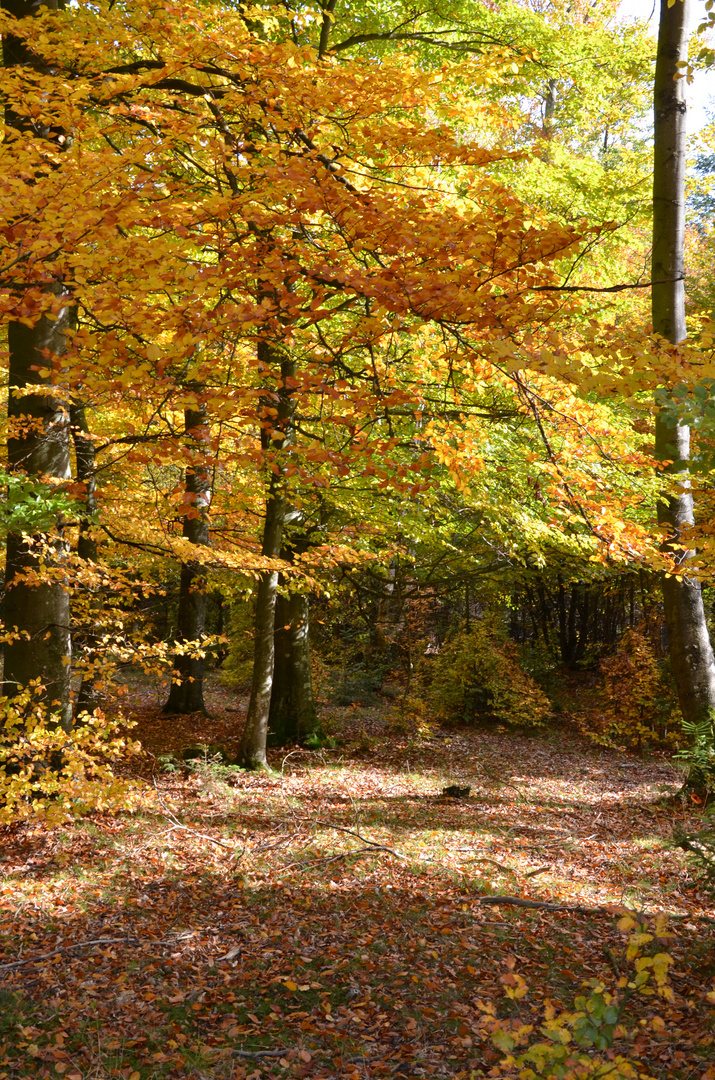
[0, 681, 714, 1080]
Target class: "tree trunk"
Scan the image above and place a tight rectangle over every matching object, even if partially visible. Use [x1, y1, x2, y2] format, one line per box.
[164, 397, 212, 715]
[4, 307, 73, 730]
[652, 0, 715, 737]
[268, 587, 293, 744]
[267, 502, 320, 747]
[289, 590, 318, 736]
[239, 470, 285, 769]
[239, 345, 294, 770]
[556, 574, 569, 664]
[268, 583, 319, 746]
[3, 2, 72, 730]
[69, 402, 97, 563]
[70, 401, 101, 716]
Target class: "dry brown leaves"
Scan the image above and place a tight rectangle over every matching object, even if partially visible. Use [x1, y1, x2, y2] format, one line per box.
[0, 679, 713, 1080]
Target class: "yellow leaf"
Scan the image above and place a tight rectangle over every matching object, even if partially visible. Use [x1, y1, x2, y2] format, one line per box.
[284, 980, 298, 991]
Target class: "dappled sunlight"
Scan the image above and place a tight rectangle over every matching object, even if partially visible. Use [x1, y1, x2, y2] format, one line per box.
[1, 710, 714, 1079]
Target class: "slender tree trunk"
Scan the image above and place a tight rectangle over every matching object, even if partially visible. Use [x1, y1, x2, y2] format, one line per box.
[69, 402, 97, 563]
[536, 581, 552, 651]
[70, 401, 101, 716]
[289, 590, 317, 735]
[3, 2, 72, 730]
[240, 345, 294, 770]
[556, 574, 568, 664]
[268, 504, 319, 746]
[268, 586, 293, 744]
[164, 397, 212, 714]
[575, 586, 589, 665]
[240, 470, 285, 768]
[652, 0, 715, 735]
[567, 584, 577, 664]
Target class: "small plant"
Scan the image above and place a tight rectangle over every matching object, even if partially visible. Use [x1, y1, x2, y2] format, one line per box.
[180, 745, 245, 790]
[303, 731, 339, 750]
[673, 822, 715, 889]
[674, 713, 715, 800]
[477, 914, 674, 1080]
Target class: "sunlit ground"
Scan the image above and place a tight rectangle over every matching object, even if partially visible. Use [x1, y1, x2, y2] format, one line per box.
[0, 698, 713, 1080]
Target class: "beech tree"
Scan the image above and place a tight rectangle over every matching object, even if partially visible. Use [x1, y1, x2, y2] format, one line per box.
[0, 0, 706, 787]
[652, 0, 715, 733]
[163, 387, 212, 715]
[2, 0, 72, 731]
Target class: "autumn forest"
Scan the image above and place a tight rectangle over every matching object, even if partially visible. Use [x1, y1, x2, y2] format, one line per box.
[3, 0, 715, 1078]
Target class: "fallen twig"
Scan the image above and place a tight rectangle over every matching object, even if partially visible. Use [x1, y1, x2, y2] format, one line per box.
[232, 1048, 290, 1058]
[479, 896, 616, 915]
[279, 845, 392, 873]
[313, 821, 410, 861]
[479, 895, 715, 922]
[0, 932, 206, 976]
[470, 857, 518, 876]
[163, 822, 239, 853]
[0, 936, 139, 973]
[153, 778, 244, 859]
[524, 865, 552, 879]
[275, 819, 410, 870]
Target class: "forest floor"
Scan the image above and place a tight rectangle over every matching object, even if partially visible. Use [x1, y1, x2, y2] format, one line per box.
[1, 672, 715, 1080]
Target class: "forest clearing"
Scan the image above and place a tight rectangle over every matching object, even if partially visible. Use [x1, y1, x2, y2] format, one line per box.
[1, 677, 715, 1080]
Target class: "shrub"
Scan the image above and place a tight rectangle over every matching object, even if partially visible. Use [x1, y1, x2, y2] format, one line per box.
[673, 819, 715, 889]
[422, 623, 551, 728]
[674, 714, 715, 799]
[478, 913, 675, 1080]
[0, 684, 142, 823]
[589, 628, 676, 750]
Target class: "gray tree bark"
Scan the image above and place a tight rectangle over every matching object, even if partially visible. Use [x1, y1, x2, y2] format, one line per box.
[164, 397, 212, 715]
[70, 402, 97, 564]
[653, 0, 715, 734]
[3, 0, 72, 731]
[239, 344, 294, 770]
[4, 310, 73, 730]
[268, 536, 319, 747]
[70, 401, 102, 716]
[268, 587, 293, 744]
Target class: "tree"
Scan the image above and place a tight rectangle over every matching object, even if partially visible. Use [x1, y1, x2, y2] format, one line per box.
[240, 342, 294, 770]
[69, 397, 102, 716]
[0, 0, 681, 782]
[2, 0, 72, 731]
[652, 0, 715, 734]
[163, 387, 212, 715]
[267, 514, 320, 747]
